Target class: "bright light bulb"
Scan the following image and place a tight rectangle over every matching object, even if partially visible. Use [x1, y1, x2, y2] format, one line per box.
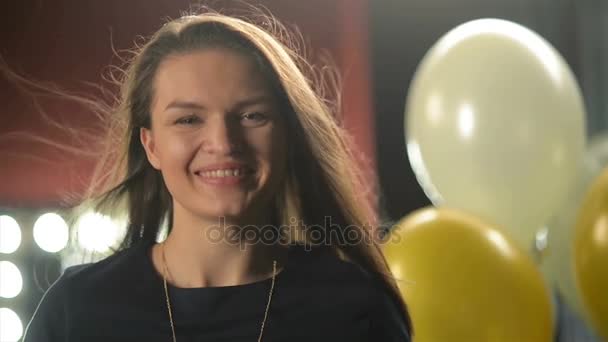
[0, 261, 23, 298]
[77, 212, 122, 253]
[33, 213, 69, 253]
[0, 308, 23, 342]
[0, 215, 21, 254]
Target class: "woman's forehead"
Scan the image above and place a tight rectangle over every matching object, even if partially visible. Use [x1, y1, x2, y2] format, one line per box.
[155, 49, 270, 92]
[152, 49, 276, 111]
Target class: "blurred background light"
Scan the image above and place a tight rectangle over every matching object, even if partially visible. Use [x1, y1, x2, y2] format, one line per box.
[76, 212, 123, 253]
[33, 213, 69, 253]
[0, 215, 21, 254]
[0, 308, 23, 342]
[0, 261, 23, 298]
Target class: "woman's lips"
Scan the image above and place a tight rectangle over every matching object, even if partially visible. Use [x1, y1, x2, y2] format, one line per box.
[193, 166, 254, 186]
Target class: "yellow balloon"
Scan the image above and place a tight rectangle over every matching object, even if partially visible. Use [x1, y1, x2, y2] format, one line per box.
[384, 207, 553, 341]
[405, 19, 586, 252]
[574, 167, 608, 339]
[541, 133, 608, 315]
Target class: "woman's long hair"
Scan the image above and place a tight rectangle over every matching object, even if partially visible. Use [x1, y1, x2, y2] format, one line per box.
[15, 6, 412, 335]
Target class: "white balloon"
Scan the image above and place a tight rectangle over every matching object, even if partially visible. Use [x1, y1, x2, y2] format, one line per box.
[406, 18, 586, 252]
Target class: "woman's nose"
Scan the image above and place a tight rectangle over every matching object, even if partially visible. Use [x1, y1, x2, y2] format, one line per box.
[203, 115, 241, 155]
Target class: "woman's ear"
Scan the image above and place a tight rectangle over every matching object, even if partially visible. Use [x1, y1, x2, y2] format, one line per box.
[140, 127, 161, 170]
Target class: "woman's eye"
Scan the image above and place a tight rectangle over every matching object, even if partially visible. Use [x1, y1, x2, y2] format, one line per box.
[175, 116, 201, 125]
[241, 112, 269, 126]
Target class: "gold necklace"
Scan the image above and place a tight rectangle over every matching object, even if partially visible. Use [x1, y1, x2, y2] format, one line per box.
[161, 243, 277, 342]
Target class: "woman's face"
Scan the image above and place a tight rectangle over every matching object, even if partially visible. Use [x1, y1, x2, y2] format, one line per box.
[140, 48, 287, 224]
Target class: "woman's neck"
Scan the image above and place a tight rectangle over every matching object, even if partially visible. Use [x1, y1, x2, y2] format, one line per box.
[151, 203, 288, 288]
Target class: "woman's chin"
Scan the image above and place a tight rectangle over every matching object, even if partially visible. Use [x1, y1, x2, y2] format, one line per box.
[200, 207, 250, 224]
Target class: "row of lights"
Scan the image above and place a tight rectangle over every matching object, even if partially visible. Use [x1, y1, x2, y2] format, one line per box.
[1, 213, 126, 254]
[0, 212, 125, 342]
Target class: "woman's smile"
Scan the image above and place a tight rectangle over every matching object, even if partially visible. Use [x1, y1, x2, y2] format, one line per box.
[193, 162, 256, 187]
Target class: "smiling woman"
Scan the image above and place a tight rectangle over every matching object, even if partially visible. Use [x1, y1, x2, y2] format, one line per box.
[22, 7, 412, 342]
[141, 49, 287, 225]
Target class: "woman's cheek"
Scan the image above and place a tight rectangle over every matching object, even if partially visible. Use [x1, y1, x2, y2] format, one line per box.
[165, 135, 197, 163]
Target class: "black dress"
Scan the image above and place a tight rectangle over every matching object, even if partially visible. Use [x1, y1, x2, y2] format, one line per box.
[24, 240, 411, 341]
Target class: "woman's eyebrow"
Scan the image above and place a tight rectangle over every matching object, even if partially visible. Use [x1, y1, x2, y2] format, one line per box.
[233, 94, 275, 108]
[164, 101, 206, 112]
[164, 95, 275, 112]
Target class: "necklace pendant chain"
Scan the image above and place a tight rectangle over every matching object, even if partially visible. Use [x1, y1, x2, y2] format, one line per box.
[161, 243, 278, 342]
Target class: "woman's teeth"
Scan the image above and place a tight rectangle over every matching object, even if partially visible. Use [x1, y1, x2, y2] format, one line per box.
[199, 168, 245, 178]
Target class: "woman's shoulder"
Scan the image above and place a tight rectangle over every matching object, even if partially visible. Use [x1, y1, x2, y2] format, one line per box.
[60, 240, 149, 286]
[284, 244, 411, 341]
[35, 241, 151, 306]
[286, 244, 384, 303]
[23, 242, 152, 341]
[288, 244, 375, 283]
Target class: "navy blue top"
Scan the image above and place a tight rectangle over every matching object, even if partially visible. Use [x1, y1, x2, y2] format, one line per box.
[24, 240, 411, 341]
